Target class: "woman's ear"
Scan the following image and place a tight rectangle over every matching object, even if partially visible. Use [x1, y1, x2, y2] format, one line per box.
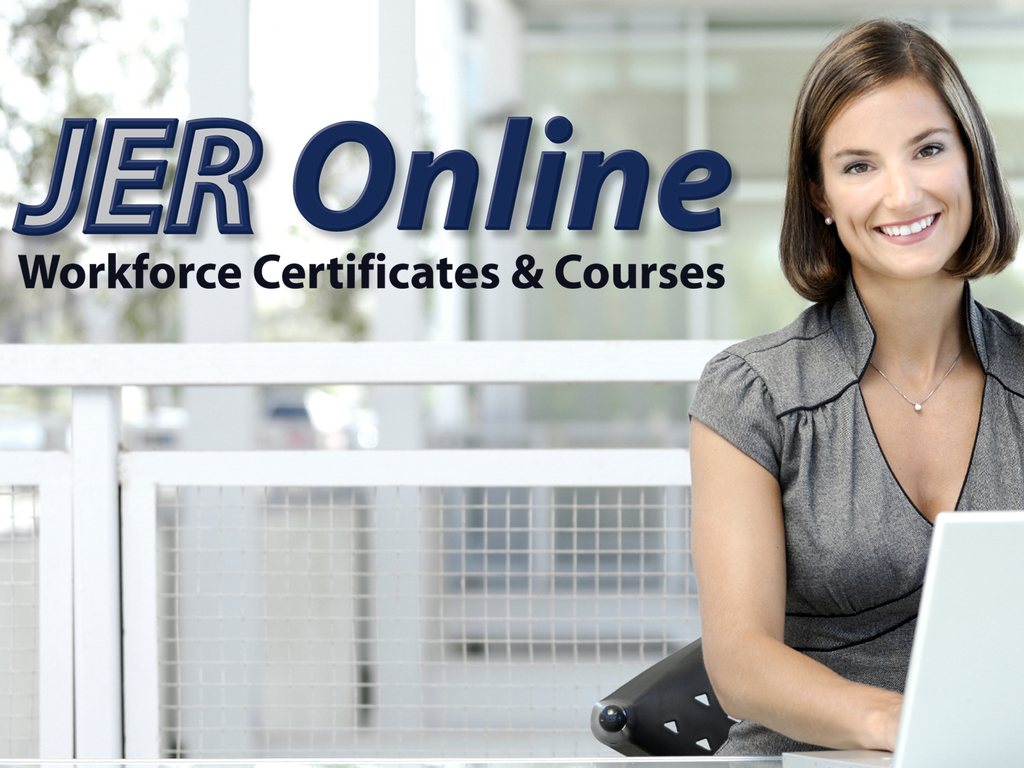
[809, 182, 831, 220]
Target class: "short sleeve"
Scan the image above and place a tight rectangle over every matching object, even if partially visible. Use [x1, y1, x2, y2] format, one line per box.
[688, 350, 783, 478]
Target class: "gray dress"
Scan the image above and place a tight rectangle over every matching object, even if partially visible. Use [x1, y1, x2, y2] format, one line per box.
[688, 276, 1024, 756]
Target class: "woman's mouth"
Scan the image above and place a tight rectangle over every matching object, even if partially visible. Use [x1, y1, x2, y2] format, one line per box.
[877, 214, 937, 238]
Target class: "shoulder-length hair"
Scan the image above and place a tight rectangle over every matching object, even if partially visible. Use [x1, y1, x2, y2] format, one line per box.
[781, 18, 1019, 303]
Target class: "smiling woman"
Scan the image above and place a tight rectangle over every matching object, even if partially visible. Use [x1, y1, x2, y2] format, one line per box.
[687, 19, 1023, 757]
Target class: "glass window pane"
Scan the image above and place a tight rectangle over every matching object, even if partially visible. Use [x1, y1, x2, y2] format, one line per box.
[954, 47, 1024, 177]
[706, 201, 810, 339]
[708, 47, 816, 178]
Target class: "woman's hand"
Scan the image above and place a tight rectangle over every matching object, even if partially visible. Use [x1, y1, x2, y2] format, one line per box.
[874, 696, 903, 752]
[691, 417, 904, 751]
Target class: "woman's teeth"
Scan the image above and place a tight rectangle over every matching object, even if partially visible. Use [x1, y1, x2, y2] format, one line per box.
[880, 215, 936, 237]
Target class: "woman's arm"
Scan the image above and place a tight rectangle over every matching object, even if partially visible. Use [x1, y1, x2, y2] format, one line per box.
[690, 417, 902, 751]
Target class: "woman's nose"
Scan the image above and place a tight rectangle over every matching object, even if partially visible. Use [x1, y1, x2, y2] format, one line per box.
[885, 164, 923, 211]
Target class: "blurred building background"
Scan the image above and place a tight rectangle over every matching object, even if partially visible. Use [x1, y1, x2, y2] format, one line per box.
[2, 0, 1024, 758]
[1, 0, 1023, 453]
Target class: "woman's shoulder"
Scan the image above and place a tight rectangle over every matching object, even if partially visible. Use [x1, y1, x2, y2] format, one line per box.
[689, 302, 856, 477]
[717, 302, 832, 364]
[975, 299, 1024, 342]
[701, 300, 858, 415]
[973, 299, 1024, 395]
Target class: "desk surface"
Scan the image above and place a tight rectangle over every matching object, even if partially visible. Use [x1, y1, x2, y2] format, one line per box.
[0, 760, 783, 767]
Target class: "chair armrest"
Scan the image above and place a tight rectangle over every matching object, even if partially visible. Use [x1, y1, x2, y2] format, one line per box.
[591, 637, 734, 756]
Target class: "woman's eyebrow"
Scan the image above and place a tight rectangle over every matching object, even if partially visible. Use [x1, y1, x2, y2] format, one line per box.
[829, 148, 872, 161]
[907, 127, 953, 145]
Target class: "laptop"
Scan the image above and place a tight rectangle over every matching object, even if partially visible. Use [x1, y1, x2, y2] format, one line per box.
[783, 510, 1024, 768]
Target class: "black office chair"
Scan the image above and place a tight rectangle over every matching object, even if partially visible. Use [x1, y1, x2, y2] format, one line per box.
[590, 637, 734, 756]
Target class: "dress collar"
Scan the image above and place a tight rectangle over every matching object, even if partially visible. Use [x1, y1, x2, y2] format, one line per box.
[831, 275, 988, 380]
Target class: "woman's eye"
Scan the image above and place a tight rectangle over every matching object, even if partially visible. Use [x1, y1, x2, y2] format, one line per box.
[918, 143, 944, 158]
[844, 162, 871, 175]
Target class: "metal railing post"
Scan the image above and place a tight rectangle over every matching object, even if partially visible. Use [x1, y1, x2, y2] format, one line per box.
[71, 386, 123, 757]
[36, 454, 75, 757]
[121, 475, 160, 758]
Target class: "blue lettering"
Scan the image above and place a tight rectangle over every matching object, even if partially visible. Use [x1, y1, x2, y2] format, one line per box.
[657, 150, 732, 232]
[293, 121, 395, 232]
[84, 119, 178, 235]
[164, 118, 263, 234]
[13, 119, 97, 236]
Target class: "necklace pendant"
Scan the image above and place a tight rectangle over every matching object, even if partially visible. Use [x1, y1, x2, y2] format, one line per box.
[914, 403, 922, 412]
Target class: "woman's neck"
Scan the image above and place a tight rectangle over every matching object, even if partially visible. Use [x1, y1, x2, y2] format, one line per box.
[854, 269, 968, 381]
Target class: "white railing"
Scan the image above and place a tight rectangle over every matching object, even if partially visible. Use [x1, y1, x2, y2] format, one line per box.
[0, 452, 73, 758]
[4, 339, 730, 759]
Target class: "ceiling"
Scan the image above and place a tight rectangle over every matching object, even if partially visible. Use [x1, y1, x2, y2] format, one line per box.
[515, 0, 1024, 24]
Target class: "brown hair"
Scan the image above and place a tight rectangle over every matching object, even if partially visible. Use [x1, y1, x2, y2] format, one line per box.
[781, 19, 1019, 303]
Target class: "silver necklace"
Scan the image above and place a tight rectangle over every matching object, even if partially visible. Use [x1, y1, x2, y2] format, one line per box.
[869, 341, 967, 412]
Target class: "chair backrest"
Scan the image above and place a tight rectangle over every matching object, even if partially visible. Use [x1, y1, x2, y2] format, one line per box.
[590, 638, 734, 756]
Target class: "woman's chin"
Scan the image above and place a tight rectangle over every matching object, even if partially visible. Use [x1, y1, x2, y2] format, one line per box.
[851, 258, 962, 288]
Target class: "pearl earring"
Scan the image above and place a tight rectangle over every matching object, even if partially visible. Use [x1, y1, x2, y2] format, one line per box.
[824, 217, 833, 225]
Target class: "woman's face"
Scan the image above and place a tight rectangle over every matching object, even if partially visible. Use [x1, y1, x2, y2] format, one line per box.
[814, 77, 972, 287]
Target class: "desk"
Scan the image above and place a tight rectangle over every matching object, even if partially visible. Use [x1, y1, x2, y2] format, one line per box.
[0, 760, 782, 768]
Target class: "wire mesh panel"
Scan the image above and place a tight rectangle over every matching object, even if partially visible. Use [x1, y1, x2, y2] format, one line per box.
[0, 487, 40, 758]
[156, 485, 697, 759]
